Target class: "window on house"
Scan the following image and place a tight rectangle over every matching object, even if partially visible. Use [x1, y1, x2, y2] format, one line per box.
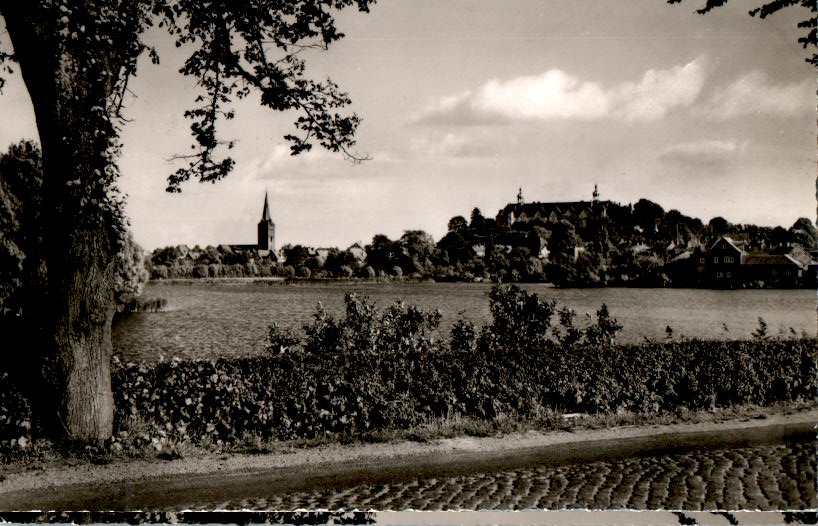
[724, 256, 734, 264]
[726, 271, 732, 278]
[716, 271, 723, 278]
[713, 257, 718, 264]
[699, 258, 705, 264]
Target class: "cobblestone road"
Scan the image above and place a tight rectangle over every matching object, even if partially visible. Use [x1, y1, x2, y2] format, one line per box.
[201, 441, 814, 511]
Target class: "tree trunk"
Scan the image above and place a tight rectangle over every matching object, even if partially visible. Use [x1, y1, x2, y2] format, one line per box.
[44, 223, 117, 441]
[3, 6, 121, 441]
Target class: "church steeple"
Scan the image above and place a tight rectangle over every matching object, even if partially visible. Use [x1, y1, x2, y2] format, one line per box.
[257, 191, 275, 251]
[261, 191, 271, 221]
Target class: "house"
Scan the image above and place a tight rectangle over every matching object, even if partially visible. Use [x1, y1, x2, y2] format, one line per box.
[742, 254, 808, 288]
[346, 243, 367, 265]
[690, 235, 814, 288]
[314, 248, 333, 267]
[705, 236, 744, 288]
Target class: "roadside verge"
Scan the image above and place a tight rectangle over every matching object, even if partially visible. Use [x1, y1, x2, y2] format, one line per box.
[1, 409, 815, 510]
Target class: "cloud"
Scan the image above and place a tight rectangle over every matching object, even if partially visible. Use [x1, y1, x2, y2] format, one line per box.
[245, 143, 392, 183]
[658, 139, 748, 169]
[411, 132, 498, 158]
[251, 144, 334, 177]
[416, 58, 706, 125]
[472, 70, 610, 120]
[613, 59, 706, 121]
[697, 71, 811, 120]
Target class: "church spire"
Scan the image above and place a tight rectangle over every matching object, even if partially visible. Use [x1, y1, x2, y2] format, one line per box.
[261, 191, 271, 221]
[257, 191, 275, 251]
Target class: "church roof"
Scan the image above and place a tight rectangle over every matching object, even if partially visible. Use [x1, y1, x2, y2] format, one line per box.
[260, 192, 273, 223]
[498, 200, 605, 223]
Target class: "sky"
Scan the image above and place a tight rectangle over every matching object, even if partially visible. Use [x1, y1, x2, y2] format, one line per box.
[0, 1, 815, 251]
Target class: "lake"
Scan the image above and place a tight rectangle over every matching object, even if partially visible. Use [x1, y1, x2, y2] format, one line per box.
[112, 281, 816, 362]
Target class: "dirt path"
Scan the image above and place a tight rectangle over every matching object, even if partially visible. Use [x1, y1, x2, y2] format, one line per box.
[1, 410, 815, 511]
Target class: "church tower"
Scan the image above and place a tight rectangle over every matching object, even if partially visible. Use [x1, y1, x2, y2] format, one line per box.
[257, 192, 275, 251]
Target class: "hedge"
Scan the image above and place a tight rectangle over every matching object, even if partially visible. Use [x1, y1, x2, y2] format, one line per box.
[1, 285, 815, 458]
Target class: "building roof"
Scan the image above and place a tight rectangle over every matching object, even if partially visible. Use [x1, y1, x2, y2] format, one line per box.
[743, 254, 805, 268]
[708, 236, 745, 254]
[260, 191, 273, 223]
[498, 200, 608, 223]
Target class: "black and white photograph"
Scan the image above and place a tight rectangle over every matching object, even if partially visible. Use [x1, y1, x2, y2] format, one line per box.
[0, 1, 815, 523]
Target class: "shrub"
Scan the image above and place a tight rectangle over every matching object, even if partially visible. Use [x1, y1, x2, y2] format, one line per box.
[0, 371, 33, 461]
[106, 285, 817, 449]
[4, 284, 813, 456]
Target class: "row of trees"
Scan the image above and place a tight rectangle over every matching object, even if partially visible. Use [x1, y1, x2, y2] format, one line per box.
[145, 198, 818, 287]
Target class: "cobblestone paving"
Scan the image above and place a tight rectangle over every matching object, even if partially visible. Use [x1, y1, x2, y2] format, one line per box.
[204, 441, 815, 511]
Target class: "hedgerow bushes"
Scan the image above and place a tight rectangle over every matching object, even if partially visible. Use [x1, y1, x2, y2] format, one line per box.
[108, 285, 816, 452]
[1, 284, 815, 458]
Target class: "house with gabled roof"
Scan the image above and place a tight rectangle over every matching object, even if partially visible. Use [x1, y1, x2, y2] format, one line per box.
[705, 236, 745, 287]
[695, 235, 814, 288]
[742, 253, 809, 288]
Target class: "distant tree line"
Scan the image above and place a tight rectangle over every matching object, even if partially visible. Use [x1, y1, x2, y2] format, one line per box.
[145, 199, 818, 287]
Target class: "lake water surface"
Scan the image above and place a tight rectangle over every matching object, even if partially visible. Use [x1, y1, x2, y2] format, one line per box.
[112, 281, 816, 362]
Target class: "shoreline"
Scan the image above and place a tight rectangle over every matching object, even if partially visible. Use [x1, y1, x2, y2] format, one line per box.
[144, 277, 812, 290]
[1, 407, 815, 510]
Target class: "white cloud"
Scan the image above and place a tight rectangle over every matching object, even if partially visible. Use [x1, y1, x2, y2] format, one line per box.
[614, 59, 706, 121]
[251, 144, 334, 177]
[416, 57, 707, 124]
[698, 71, 811, 119]
[472, 70, 610, 120]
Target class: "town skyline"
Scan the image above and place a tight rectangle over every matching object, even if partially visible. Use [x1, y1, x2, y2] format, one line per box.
[1, 0, 814, 251]
[209, 187, 812, 252]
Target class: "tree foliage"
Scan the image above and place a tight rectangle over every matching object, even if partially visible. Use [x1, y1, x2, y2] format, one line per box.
[1, 1, 374, 194]
[0, 141, 149, 314]
[668, 0, 817, 65]
[0, 1, 375, 441]
[0, 141, 44, 321]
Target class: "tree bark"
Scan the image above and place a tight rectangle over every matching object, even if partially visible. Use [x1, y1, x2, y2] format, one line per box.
[3, 6, 120, 441]
[47, 231, 116, 441]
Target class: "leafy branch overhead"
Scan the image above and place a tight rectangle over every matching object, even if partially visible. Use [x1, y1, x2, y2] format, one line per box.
[0, 1, 373, 194]
[160, 0, 371, 192]
[161, 0, 374, 192]
[668, 0, 817, 65]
